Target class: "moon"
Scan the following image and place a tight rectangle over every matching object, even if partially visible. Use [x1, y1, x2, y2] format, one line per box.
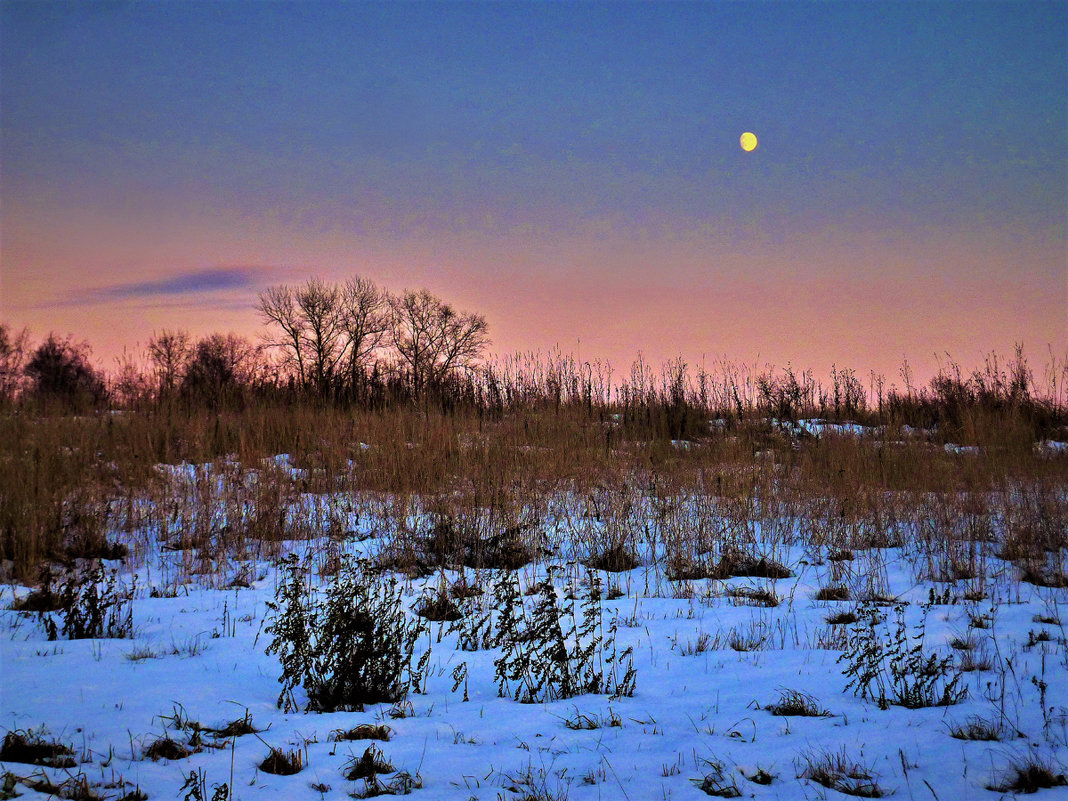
[740, 132, 758, 152]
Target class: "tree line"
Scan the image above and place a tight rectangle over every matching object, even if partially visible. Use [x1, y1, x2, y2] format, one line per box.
[2, 277, 1062, 443]
[0, 278, 489, 410]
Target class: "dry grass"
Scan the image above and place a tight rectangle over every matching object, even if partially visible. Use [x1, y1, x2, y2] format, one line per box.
[799, 748, 887, 797]
[331, 724, 392, 742]
[987, 756, 1067, 793]
[259, 746, 304, 775]
[0, 729, 77, 768]
[0, 351, 1063, 595]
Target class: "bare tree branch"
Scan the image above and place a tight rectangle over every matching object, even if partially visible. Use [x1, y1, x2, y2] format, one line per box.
[339, 276, 390, 385]
[258, 285, 308, 387]
[390, 289, 490, 391]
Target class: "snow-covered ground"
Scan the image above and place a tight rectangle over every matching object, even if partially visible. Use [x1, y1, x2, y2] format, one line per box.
[3, 460, 1067, 800]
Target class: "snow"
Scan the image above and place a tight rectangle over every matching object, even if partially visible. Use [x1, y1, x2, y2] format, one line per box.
[1036, 441, 1068, 457]
[796, 419, 876, 438]
[3, 462, 1067, 800]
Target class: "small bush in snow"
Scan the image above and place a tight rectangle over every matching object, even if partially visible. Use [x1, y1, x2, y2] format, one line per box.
[264, 556, 425, 713]
[763, 689, 831, 717]
[838, 600, 965, 710]
[37, 564, 134, 641]
[492, 570, 636, 703]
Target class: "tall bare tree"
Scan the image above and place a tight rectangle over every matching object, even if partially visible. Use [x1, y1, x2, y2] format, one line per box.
[389, 289, 489, 391]
[259, 278, 349, 394]
[257, 285, 308, 387]
[260, 276, 393, 395]
[296, 278, 347, 394]
[147, 329, 191, 399]
[339, 276, 390, 387]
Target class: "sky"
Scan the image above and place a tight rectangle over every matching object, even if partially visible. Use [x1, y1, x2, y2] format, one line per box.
[2, 1, 1065, 390]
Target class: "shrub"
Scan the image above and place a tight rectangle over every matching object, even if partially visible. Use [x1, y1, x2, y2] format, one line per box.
[493, 571, 636, 703]
[25, 334, 107, 409]
[422, 515, 534, 571]
[11, 568, 63, 611]
[38, 565, 134, 641]
[838, 600, 965, 709]
[264, 556, 425, 712]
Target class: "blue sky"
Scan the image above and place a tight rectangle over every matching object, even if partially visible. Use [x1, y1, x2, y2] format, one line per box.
[2, 1, 1065, 383]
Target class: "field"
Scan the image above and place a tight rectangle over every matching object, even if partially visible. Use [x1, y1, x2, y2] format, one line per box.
[2, 367, 1067, 800]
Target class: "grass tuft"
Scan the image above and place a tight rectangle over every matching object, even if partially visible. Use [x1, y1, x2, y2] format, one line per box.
[350, 770, 422, 797]
[987, 756, 1067, 793]
[763, 689, 831, 717]
[143, 735, 193, 761]
[259, 746, 304, 775]
[213, 711, 259, 738]
[413, 587, 463, 621]
[584, 543, 640, 573]
[827, 610, 859, 625]
[0, 729, 76, 768]
[816, 585, 851, 601]
[948, 715, 1009, 741]
[332, 724, 392, 742]
[799, 749, 887, 798]
[724, 585, 779, 607]
[344, 744, 395, 780]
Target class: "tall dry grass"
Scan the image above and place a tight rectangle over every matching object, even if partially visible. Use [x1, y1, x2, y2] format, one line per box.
[1, 353, 1065, 585]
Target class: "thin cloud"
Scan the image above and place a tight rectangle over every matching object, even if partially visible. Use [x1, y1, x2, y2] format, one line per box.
[73, 267, 271, 306]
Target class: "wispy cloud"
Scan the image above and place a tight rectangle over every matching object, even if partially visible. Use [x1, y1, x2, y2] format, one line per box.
[73, 266, 271, 306]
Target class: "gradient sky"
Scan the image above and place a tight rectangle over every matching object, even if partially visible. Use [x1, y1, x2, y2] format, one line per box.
[2, 1, 1065, 389]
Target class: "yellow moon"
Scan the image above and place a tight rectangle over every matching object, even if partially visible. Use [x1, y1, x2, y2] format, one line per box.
[740, 132, 758, 152]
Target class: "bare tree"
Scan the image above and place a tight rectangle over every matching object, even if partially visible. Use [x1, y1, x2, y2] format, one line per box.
[389, 289, 437, 392]
[0, 323, 29, 403]
[259, 278, 364, 394]
[180, 333, 258, 408]
[110, 347, 152, 408]
[339, 276, 390, 387]
[257, 285, 308, 387]
[295, 278, 347, 394]
[147, 329, 191, 399]
[389, 289, 489, 392]
[435, 302, 490, 381]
